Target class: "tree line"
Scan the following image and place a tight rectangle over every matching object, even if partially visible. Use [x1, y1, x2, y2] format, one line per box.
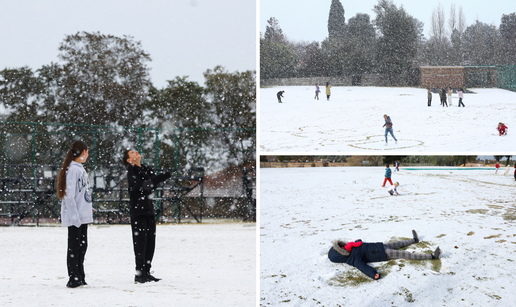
[261, 0, 516, 82]
[0, 32, 255, 172]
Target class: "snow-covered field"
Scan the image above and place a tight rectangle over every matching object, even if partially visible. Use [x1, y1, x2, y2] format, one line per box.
[0, 222, 256, 307]
[259, 86, 516, 152]
[260, 167, 516, 306]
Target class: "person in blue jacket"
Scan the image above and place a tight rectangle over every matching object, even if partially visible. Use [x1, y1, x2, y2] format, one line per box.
[328, 230, 441, 280]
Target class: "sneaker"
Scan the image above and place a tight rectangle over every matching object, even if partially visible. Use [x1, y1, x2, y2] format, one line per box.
[146, 273, 161, 282]
[134, 275, 147, 284]
[412, 230, 420, 243]
[385, 142, 388, 146]
[66, 279, 83, 288]
[432, 247, 441, 259]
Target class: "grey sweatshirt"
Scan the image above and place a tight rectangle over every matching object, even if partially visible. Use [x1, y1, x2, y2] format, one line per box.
[61, 161, 93, 228]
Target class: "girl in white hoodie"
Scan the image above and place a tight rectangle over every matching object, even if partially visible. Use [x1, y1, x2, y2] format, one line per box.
[57, 140, 93, 288]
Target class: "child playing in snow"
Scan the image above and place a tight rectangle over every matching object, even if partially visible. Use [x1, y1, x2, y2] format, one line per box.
[328, 230, 441, 280]
[314, 84, 320, 100]
[495, 163, 500, 174]
[388, 182, 399, 195]
[497, 122, 508, 136]
[382, 164, 393, 187]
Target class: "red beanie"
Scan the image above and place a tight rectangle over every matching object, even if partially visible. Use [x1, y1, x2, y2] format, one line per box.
[344, 241, 362, 252]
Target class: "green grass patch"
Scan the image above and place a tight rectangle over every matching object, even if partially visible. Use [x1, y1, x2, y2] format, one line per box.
[436, 234, 446, 238]
[467, 231, 475, 236]
[502, 207, 516, 221]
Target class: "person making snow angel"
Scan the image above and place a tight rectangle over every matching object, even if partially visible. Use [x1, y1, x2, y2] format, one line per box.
[57, 140, 93, 288]
[383, 114, 397, 145]
[328, 230, 441, 280]
[124, 149, 172, 284]
[277, 90, 285, 103]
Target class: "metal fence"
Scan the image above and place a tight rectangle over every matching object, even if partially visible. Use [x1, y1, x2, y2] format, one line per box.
[495, 65, 516, 92]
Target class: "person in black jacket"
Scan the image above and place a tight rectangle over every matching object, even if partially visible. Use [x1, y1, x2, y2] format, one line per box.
[277, 90, 285, 103]
[328, 230, 441, 280]
[123, 149, 172, 284]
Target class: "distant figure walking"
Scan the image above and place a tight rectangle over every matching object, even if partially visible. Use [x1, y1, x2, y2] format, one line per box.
[496, 163, 500, 174]
[315, 84, 320, 100]
[447, 88, 453, 106]
[427, 88, 432, 106]
[326, 82, 332, 101]
[277, 90, 285, 103]
[458, 88, 465, 107]
[383, 114, 397, 145]
[440, 87, 448, 107]
[497, 122, 508, 136]
[514, 164, 516, 181]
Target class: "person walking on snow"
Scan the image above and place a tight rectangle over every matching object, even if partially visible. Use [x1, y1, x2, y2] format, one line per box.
[277, 90, 285, 103]
[497, 122, 508, 136]
[495, 163, 500, 174]
[382, 164, 393, 187]
[514, 164, 516, 182]
[326, 82, 332, 101]
[427, 88, 432, 106]
[315, 84, 320, 100]
[394, 161, 399, 172]
[383, 114, 397, 145]
[458, 88, 465, 107]
[328, 230, 441, 280]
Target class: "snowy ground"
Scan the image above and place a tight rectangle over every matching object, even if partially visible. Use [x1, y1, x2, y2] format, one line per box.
[0, 222, 256, 307]
[259, 86, 516, 152]
[260, 167, 516, 306]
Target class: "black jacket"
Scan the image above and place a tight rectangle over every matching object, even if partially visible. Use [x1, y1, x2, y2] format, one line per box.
[126, 164, 171, 218]
[328, 240, 388, 279]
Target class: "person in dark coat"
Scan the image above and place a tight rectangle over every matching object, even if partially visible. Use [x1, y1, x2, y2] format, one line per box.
[328, 230, 441, 280]
[277, 90, 285, 103]
[439, 87, 448, 107]
[427, 88, 432, 106]
[124, 149, 172, 284]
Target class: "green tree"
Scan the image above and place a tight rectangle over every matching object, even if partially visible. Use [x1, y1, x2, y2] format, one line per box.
[145, 76, 211, 169]
[328, 0, 346, 41]
[374, 0, 418, 84]
[203, 66, 256, 169]
[264, 17, 288, 44]
[499, 13, 516, 64]
[260, 38, 298, 79]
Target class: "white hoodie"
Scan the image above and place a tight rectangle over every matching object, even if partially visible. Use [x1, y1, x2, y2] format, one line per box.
[61, 161, 93, 228]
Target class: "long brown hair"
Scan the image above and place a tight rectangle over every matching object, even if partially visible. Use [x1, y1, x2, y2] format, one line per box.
[57, 140, 88, 200]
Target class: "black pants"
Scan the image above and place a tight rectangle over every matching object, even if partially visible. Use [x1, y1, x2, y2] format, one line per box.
[131, 215, 156, 276]
[458, 98, 465, 107]
[67, 224, 88, 283]
[277, 96, 282, 103]
[428, 98, 431, 106]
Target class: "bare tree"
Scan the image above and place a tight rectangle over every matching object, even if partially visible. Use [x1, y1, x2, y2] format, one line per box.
[448, 4, 457, 34]
[457, 6, 467, 34]
[430, 3, 446, 42]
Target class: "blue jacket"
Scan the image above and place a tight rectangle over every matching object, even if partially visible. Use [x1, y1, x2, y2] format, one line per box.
[385, 168, 392, 178]
[328, 240, 388, 279]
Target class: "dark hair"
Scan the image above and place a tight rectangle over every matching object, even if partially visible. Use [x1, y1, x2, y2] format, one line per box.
[386, 164, 390, 167]
[123, 149, 131, 166]
[57, 140, 88, 200]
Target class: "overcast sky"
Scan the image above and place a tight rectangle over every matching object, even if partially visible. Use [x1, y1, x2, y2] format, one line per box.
[0, 0, 256, 89]
[260, 0, 513, 43]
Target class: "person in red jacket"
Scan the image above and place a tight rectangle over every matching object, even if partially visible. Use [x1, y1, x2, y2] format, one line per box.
[497, 122, 508, 136]
[495, 163, 500, 174]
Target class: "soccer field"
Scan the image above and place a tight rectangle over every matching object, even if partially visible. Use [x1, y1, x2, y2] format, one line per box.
[260, 167, 516, 306]
[260, 86, 516, 152]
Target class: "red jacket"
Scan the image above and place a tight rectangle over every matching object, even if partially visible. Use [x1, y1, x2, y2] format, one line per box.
[498, 124, 508, 135]
[344, 241, 363, 252]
